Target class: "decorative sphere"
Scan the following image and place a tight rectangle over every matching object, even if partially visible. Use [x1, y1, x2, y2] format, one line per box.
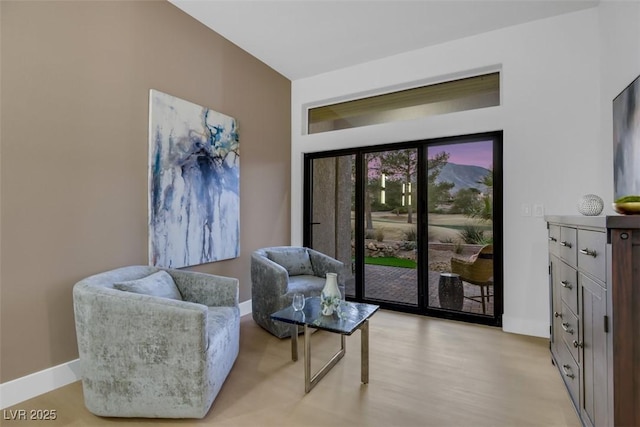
[577, 194, 604, 216]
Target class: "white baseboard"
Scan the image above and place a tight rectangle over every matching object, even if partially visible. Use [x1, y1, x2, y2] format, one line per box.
[239, 298, 252, 317]
[0, 299, 253, 409]
[0, 359, 82, 409]
[502, 314, 550, 338]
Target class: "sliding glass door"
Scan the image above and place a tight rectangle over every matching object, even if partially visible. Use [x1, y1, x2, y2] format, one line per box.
[304, 132, 502, 326]
[361, 149, 419, 306]
[425, 140, 500, 319]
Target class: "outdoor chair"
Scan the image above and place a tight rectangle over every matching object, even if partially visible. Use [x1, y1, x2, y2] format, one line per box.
[451, 244, 494, 314]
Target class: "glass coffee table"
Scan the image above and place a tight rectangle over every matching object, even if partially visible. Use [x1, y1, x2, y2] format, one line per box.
[271, 297, 379, 393]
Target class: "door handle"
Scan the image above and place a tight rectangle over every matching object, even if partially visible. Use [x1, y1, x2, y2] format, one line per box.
[561, 322, 574, 334]
[562, 364, 575, 379]
[561, 280, 572, 289]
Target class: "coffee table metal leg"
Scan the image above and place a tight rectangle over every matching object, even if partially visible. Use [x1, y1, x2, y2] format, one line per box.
[291, 325, 298, 361]
[304, 325, 346, 393]
[361, 319, 369, 384]
[304, 324, 311, 392]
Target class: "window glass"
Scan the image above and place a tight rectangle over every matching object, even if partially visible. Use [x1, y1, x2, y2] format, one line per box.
[308, 72, 500, 134]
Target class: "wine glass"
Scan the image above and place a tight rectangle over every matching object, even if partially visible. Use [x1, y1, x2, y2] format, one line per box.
[292, 293, 305, 312]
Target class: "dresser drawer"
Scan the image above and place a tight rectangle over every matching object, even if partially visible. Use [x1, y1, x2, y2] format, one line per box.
[560, 303, 580, 363]
[548, 225, 561, 257]
[557, 338, 580, 409]
[577, 229, 607, 284]
[559, 261, 578, 315]
[559, 227, 577, 267]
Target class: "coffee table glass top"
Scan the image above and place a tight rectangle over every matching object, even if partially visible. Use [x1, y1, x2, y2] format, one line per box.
[271, 297, 379, 335]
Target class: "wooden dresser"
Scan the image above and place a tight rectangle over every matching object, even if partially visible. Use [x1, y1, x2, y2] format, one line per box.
[546, 215, 639, 427]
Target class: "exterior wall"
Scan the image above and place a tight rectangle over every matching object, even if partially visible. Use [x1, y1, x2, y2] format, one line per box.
[0, 1, 291, 382]
[292, 8, 605, 337]
[310, 156, 353, 277]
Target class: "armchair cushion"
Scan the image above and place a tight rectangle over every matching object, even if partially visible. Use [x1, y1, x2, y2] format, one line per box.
[265, 247, 314, 276]
[114, 270, 183, 301]
[287, 275, 326, 294]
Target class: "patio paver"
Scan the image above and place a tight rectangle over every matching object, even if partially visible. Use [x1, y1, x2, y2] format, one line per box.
[344, 264, 494, 316]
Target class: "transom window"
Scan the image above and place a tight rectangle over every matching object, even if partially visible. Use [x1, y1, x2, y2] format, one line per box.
[308, 72, 500, 134]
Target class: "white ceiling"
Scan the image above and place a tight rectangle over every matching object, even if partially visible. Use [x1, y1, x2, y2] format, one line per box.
[170, 0, 599, 80]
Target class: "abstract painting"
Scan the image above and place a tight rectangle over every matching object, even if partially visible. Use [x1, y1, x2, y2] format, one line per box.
[149, 90, 239, 268]
[613, 74, 640, 203]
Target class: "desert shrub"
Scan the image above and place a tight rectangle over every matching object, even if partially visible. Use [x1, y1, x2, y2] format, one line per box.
[404, 227, 417, 242]
[454, 241, 464, 254]
[402, 240, 417, 251]
[365, 229, 376, 240]
[440, 237, 454, 244]
[375, 228, 385, 242]
[460, 225, 487, 245]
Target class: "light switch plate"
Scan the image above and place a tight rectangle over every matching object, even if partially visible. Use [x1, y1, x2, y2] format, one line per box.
[534, 204, 545, 217]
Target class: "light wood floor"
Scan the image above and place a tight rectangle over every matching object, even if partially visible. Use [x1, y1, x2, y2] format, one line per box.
[3, 311, 581, 426]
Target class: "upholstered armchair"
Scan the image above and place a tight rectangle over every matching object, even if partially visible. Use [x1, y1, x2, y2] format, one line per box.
[251, 246, 345, 338]
[73, 266, 240, 419]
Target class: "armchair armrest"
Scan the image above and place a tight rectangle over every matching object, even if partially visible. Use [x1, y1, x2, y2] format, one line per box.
[169, 270, 239, 307]
[308, 248, 344, 283]
[251, 253, 289, 297]
[74, 285, 209, 366]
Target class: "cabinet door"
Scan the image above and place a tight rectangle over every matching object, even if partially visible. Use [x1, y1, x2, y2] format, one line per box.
[580, 273, 608, 427]
[549, 255, 563, 356]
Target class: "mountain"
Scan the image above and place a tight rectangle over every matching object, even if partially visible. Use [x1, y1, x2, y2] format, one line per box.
[436, 163, 490, 194]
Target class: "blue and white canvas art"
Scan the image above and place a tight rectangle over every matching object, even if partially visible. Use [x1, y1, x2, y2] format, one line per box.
[613, 75, 640, 201]
[149, 90, 239, 268]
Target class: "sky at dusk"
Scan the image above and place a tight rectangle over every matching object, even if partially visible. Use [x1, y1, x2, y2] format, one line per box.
[429, 140, 493, 170]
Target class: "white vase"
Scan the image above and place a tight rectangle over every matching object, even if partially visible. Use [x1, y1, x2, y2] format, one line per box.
[320, 272, 341, 315]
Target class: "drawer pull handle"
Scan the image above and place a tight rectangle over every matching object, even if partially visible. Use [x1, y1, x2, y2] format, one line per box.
[579, 248, 597, 258]
[561, 322, 574, 334]
[549, 236, 557, 242]
[560, 280, 573, 289]
[554, 311, 563, 318]
[562, 364, 575, 379]
[572, 340, 583, 348]
[560, 241, 572, 248]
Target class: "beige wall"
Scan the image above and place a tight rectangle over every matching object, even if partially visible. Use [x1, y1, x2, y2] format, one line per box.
[0, 0, 291, 382]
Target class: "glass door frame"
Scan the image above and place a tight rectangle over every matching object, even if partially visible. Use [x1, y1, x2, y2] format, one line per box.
[303, 131, 503, 327]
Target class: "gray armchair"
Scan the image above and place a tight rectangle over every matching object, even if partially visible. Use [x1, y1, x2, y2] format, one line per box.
[251, 246, 344, 338]
[73, 266, 240, 419]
